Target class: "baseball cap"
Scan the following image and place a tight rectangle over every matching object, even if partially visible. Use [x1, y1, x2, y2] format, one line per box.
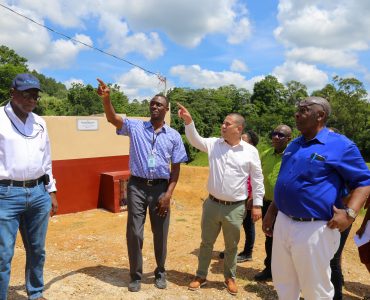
[11, 73, 41, 91]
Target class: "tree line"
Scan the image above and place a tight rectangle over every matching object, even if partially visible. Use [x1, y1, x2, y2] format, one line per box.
[1, 45, 369, 160]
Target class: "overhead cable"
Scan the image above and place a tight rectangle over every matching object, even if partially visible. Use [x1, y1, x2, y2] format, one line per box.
[0, 3, 166, 84]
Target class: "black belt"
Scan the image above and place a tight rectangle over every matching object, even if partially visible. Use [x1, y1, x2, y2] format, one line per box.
[209, 195, 245, 206]
[289, 215, 322, 222]
[0, 175, 46, 188]
[131, 175, 168, 186]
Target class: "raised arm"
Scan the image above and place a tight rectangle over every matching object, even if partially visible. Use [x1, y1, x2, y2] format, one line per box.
[177, 102, 208, 152]
[177, 102, 193, 125]
[97, 78, 124, 129]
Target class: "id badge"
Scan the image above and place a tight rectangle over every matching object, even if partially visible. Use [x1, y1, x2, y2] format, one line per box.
[148, 154, 156, 168]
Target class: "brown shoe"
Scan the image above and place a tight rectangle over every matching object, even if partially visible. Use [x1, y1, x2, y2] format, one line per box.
[224, 278, 238, 295]
[188, 276, 207, 290]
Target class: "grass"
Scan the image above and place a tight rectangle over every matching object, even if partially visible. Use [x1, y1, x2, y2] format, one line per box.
[188, 151, 209, 167]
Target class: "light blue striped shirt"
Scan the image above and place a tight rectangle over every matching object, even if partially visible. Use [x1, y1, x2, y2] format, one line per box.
[117, 118, 188, 179]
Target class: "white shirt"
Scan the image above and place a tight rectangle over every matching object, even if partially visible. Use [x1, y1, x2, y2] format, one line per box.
[0, 103, 56, 192]
[185, 121, 264, 205]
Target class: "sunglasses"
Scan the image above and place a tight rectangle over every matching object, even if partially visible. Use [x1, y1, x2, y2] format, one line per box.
[270, 131, 286, 139]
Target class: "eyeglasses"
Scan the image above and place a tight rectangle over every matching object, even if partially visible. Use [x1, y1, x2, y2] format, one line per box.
[270, 131, 286, 139]
[296, 101, 328, 115]
[20, 91, 41, 101]
[295, 104, 314, 114]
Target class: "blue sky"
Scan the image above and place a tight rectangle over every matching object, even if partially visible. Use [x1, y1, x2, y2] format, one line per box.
[1, 0, 370, 101]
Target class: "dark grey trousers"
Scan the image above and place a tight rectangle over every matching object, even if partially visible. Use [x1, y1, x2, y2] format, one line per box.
[126, 177, 170, 281]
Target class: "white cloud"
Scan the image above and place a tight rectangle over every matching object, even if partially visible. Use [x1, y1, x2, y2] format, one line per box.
[170, 64, 262, 92]
[272, 61, 328, 92]
[29, 34, 92, 70]
[98, 13, 165, 60]
[230, 59, 248, 72]
[1, 0, 252, 72]
[102, 0, 252, 47]
[275, 1, 370, 50]
[16, 0, 96, 28]
[116, 64, 263, 100]
[64, 78, 84, 89]
[274, 1, 370, 69]
[115, 68, 169, 100]
[227, 18, 252, 45]
[286, 47, 358, 68]
[363, 71, 370, 97]
[0, 6, 92, 70]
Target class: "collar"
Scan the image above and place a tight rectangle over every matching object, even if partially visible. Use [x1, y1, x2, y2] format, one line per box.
[273, 146, 286, 156]
[144, 120, 167, 133]
[296, 127, 329, 145]
[5, 102, 34, 125]
[219, 137, 244, 148]
[218, 137, 227, 144]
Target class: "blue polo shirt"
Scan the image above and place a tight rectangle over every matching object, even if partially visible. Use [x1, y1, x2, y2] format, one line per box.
[275, 127, 370, 220]
[117, 118, 188, 179]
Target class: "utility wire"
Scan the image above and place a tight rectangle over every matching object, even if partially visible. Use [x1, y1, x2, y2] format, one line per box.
[0, 3, 167, 84]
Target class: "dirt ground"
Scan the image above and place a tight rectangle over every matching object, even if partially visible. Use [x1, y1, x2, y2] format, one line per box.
[8, 166, 370, 299]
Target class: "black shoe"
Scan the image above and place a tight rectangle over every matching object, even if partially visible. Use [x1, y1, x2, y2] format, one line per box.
[219, 251, 225, 259]
[154, 275, 167, 289]
[128, 280, 141, 292]
[237, 252, 252, 263]
[254, 269, 272, 281]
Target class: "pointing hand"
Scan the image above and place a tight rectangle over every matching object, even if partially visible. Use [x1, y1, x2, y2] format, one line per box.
[177, 102, 192, 125]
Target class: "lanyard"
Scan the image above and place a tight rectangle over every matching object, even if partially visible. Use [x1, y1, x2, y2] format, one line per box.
[151, 130, 160, 153]
[4, 106, 44, 139]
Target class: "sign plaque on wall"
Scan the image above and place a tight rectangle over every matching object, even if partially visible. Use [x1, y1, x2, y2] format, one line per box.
[77, 119, 99, 131]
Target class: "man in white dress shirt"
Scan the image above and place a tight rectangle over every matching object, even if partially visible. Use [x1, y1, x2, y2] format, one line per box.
[177, 103, 264, 295]
[0, 74, 57, 300]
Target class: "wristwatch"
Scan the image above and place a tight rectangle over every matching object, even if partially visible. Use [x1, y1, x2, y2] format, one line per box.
[345, 207, 358, 219]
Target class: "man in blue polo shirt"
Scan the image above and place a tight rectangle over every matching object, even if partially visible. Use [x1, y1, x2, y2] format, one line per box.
[262, 96, 370, 299]
[97, 79, 187, 292]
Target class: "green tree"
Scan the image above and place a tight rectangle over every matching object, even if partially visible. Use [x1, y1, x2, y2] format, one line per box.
[0, 45, 28, 66]
[0, 45, 28, 101]
[31, 71, 68, 99]
[286, 80, 308, 105]
[125, 99, 150, 117]
[66, 83, 103, 116]
[35, 95, 68, 116]
[109, 84, 129, 114]
[312, 76, 370, 159]
[248, 75, 295, 135]
[250, 75, 287, 114]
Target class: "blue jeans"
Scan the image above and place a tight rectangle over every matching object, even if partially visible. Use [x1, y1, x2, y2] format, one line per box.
[0, 183, 51, 300]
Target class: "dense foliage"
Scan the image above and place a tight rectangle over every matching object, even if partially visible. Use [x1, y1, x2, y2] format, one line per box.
[1, 45, 369, 160]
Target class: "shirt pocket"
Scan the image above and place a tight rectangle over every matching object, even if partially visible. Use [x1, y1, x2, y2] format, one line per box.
[298, 158, 328, 183]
